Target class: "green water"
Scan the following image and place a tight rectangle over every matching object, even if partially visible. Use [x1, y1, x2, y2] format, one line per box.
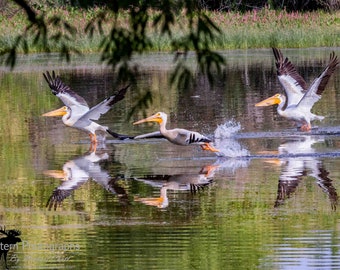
[0, 49, 339, 269]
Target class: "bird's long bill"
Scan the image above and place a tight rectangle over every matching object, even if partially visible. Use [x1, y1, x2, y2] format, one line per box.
[42, 106, 67, 117]
[43, 170, 67, 180]
[133, 114, 162, 125]
[135, 197, 165, 208]
[255, 95, 281, 107]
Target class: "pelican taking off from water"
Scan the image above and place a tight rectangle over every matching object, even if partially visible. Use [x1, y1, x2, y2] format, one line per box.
[42, 71, 130, 146]
[133, 112, 219, 152]
[256, 48, 339, 131]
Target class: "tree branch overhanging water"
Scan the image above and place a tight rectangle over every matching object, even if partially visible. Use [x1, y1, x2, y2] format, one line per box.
[1, 0, 226, 92]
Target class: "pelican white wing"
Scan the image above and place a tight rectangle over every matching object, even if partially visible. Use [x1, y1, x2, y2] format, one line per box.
[298, 52, 339, 110]
[43, 71, 89, 115]
[174, 129, 211, 146]
[272, 47, 307, 106]
[84, 84, 130, 121]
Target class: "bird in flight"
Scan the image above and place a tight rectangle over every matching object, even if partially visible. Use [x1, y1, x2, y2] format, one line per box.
[42, 71, 130, 150]
[256, 48, 339, 131]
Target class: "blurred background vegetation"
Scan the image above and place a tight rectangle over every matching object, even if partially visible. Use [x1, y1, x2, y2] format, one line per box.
[0, 0, 338, 89]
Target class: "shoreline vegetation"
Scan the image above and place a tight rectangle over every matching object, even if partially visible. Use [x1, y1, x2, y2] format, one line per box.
[0, 6, 339, 56]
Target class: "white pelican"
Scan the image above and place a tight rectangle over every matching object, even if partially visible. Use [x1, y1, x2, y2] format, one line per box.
[42, 71, 130, 146]
[133, 112, 220, 152]
[256, 48, 339, 131]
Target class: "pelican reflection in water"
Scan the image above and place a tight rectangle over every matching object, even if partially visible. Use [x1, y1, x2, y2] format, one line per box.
[45, 150, 128, 210]
[134, 164, 218, 208]
[265, 136, 338, 209]
[256, 48, 339, 131]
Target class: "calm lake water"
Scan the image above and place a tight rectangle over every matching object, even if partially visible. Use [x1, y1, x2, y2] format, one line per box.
[0, 48, 340, 269]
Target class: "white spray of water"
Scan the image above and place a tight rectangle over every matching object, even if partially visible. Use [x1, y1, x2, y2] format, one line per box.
[213, 120, 250, 158]
[214, 119, 242, 139]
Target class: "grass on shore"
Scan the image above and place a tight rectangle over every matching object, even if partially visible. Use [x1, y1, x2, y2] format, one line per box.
[0, 6, 339, 55]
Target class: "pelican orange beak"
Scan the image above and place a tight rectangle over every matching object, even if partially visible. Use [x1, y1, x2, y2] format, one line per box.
[133, 113, 163, 125]
[134, 196, 165, 208]
[263, 159, 282, 166]
[201, 143, 220, 153]
[255, 94, 281, 107]
[43, 170, 67, 180]
[42, 106, 68, 117]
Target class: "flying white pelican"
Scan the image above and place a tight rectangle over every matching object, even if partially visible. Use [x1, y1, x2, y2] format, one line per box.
[42, 71, 130, 146]
[256, 48, 339, 131]
[133, 112, 220, 152]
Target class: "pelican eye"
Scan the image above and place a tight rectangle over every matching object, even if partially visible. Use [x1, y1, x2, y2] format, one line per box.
[66, 107, 72, 120]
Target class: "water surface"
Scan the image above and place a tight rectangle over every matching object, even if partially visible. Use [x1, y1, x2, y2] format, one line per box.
[0, 48, 340, 269]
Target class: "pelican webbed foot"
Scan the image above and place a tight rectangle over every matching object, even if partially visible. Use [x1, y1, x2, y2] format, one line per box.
[200, 164, 220, 176]
[89, 134, 98, 152]
[300, 124, 312, 132]
[201, 143, 220, 152]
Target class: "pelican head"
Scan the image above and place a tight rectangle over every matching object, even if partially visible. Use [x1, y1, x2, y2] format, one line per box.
[42, 106, 69, 117]
[255, 93, 284, 107]
[133, 112, 167, 125]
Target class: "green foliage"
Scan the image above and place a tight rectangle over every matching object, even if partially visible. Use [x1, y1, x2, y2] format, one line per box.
[0, 0, 81, 68]
[1, 0, 226, 92]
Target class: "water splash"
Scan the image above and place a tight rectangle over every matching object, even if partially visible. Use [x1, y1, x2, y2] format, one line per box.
[213, 120, 249, 158]
[214, 119, 242, 139]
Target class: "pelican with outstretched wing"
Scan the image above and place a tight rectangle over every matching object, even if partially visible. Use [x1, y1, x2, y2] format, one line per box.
[256, 48, 339, 131]
[133, 112, 219, 152]
[42, 71, 130, 147]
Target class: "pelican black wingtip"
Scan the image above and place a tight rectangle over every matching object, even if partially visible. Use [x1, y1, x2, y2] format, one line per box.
[107, 129, 135, 140]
